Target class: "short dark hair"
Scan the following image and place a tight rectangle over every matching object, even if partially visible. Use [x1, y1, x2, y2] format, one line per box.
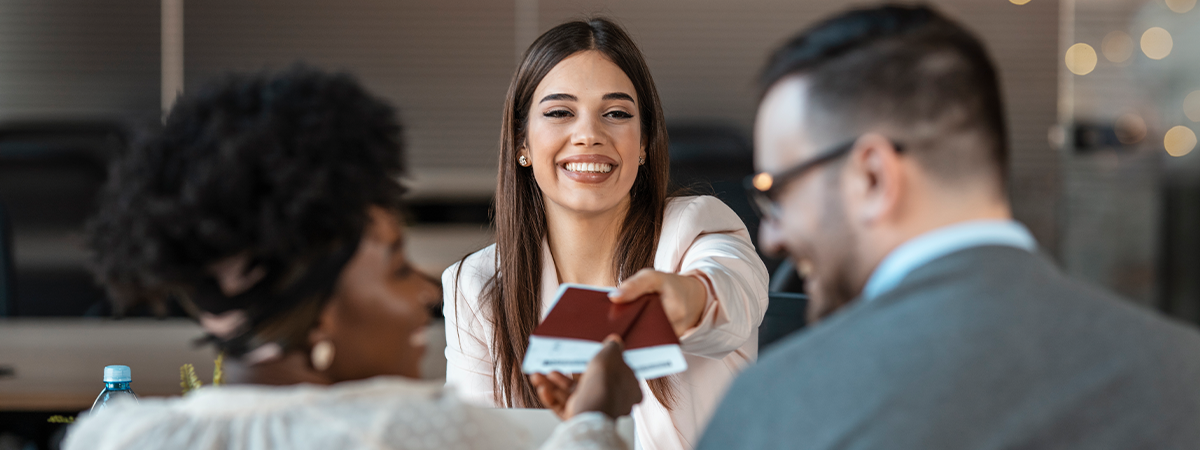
[87, 65, 405, 325]
[760, 4, 1008, 187]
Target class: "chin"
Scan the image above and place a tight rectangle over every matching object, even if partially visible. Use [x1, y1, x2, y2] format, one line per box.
[550, 191, 630, 216]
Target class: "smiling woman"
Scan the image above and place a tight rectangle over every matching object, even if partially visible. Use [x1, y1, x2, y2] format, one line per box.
[444, 18, 770, 450]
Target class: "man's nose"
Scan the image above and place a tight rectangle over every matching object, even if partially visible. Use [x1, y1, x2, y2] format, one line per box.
[758, 218, 787, 260]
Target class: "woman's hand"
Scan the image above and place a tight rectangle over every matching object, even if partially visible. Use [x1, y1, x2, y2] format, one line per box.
[609, 268, 709, 337]
[530, 335, 642, 420]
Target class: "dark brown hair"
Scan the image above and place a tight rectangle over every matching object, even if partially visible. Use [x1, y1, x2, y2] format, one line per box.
[477, 17, 672, 408]
[760, 4, 1008, 188]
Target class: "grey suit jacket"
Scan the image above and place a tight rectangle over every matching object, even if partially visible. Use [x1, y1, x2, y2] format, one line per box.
[698, 246, 1200, 450]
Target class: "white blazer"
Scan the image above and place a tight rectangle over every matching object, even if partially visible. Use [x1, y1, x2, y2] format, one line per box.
[443, 195, 770, 450]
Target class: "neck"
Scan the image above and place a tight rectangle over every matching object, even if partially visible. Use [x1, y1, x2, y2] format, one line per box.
[223, 352, 332, 387]
[853, 182, 1012, 294]
[543, 198, 629, 287]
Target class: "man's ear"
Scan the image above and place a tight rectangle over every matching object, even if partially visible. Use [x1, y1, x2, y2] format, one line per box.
[845, 133, 904, 226]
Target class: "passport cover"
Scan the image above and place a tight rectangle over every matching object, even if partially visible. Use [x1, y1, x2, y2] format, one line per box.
[522, 284, 687, 379]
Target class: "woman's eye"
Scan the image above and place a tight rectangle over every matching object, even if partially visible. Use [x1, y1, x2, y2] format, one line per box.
[544, 109, 572, 119]
[605, 110, 634, 119]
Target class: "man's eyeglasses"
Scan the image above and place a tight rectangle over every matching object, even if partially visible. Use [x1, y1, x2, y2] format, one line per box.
[744, 138, 903, 220]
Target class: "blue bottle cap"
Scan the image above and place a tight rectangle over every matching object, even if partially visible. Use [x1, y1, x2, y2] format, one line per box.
[103, 365, 131, 382]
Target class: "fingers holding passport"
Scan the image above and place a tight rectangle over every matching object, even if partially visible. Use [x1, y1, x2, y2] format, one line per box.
[562, 334, 643, 419]
[610, 268, 708, 337]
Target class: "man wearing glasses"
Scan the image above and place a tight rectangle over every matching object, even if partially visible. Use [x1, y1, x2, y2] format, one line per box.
[700, 5, 1200, 449]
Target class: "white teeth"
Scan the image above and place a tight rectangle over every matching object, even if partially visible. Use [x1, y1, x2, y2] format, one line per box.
[564, 162, 613, 173]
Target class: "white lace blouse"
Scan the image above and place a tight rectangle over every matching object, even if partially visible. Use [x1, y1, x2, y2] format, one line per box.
[63, 377, 627, 450]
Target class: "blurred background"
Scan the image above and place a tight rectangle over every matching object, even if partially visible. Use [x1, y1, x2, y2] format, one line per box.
[0, 0, 1197, 447]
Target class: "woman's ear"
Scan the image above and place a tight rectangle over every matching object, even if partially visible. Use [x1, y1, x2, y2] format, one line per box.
[308, 300, 338, 348]
[308, 300, 340, 372]
[516, 140, 531, 167]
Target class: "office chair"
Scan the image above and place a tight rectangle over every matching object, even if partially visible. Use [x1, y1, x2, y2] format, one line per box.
[0, 121, 123, 316]
[758, 259, 809, 351]
[0, 203, 14, 316]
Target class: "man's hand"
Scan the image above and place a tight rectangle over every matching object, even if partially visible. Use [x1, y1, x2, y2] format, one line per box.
[530, 371, 577, 420]
[530, 335, 643, 420]
[609, 269, 709, 337]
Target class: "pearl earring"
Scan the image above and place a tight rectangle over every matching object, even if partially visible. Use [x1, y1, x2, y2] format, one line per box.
[518, 155, 529, 167]
[311, 340, 335, 371]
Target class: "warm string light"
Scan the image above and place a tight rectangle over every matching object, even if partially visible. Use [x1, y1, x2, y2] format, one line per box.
[1073, 4, 1193, 157]
[1101, 31, 1134, 63]
[1184, 91, 1200, 123]
[1166, 0, 1196, 13]
[1165, 126, 1197, 157]
[1065, 43, 1097, 75]
[1115, 113, 1147, 144]
[1141, 27, 1173, 60]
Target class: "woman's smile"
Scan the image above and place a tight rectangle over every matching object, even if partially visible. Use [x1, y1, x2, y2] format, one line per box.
[558, 154, 619, 184]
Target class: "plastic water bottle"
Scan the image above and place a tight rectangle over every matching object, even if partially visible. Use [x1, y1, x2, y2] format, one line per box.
[90, 365, 138, 413]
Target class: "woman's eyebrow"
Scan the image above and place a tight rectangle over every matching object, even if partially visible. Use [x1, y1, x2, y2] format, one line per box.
[540, 93, 577, 103]
[602, 92, 635, 102]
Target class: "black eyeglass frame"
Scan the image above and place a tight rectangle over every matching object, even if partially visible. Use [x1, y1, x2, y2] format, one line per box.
[744, 138, 903, 219]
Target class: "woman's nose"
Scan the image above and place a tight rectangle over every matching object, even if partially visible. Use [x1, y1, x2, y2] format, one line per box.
[571, 113, 604, 147]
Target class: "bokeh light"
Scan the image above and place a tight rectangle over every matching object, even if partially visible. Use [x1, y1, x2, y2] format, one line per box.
[1166, 0, 1196, 13]
[1165, 126, 1197, 157]
[752, 173, 773, 191]
[1141, 27, 1173, 60]
[1065, 43, 1097, 75]
[1009, 0, 1031, 4]
[1115, 113, 1147, 144]
[1185, 91, 1200, 122]
[1101, 31, 1134, 63]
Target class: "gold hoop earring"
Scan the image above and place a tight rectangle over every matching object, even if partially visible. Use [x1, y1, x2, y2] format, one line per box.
[518, 155, 530, 167]
[311, 340, 335, 372]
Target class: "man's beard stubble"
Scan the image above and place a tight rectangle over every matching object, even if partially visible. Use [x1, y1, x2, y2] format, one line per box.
[804, 181, 862, 323]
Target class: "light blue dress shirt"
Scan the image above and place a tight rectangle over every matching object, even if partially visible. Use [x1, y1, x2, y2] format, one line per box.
[860, 219, 1038, 302]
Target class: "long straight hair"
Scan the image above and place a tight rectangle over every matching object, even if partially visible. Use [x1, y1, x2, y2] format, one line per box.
[483, 18, 672, 409]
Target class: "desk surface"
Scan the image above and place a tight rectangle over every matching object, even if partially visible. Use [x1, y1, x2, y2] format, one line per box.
[0, 318, 450, 412]
[0, 319, 217, 411]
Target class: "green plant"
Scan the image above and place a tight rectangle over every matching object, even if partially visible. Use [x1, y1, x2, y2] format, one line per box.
[180, 353, 226, 394]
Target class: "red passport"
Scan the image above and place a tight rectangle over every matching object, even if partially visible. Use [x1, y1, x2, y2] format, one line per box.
[522, 284, 687, 379]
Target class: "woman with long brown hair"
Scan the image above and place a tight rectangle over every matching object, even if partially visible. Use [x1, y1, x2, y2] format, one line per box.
[443, 18, 769, 450]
